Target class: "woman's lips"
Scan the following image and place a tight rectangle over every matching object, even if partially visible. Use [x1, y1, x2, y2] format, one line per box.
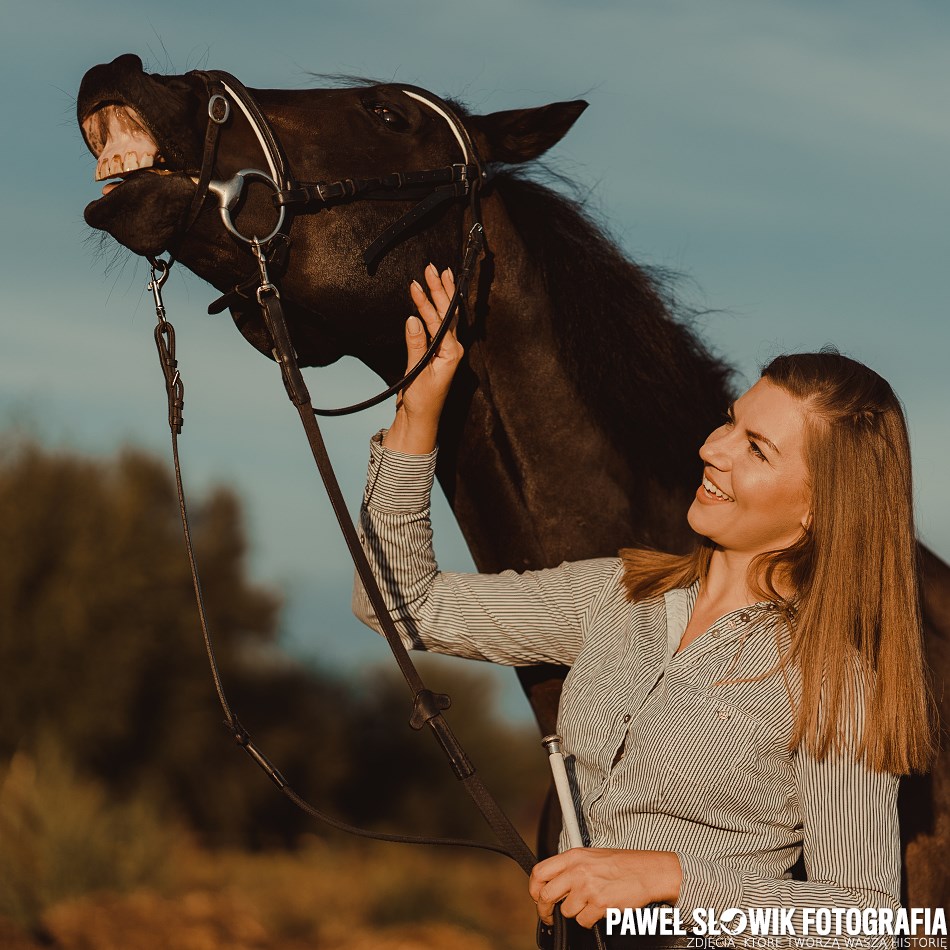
[695, 475, 735, 505]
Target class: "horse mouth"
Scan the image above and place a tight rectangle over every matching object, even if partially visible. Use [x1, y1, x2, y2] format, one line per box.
[81, 102, 182, 196]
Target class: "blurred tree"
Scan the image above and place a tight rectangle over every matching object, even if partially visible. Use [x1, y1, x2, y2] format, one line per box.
[0, 441, 334, 843]
[0, 441, 545, 850]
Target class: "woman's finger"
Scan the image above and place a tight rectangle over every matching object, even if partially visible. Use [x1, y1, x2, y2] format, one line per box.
[575, 904, 604, 931]
[403, 315, 427, 372]
[409, 279, 442, 335]
[534, 869, 575, 926]
[424, 262, 454, 316]
[560, 891, 589, 923]
[409, 267, 456, 333]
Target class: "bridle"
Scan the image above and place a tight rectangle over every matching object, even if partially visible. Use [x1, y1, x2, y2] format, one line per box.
[146, 71, 540, 875]
[167, 69, 486, 416]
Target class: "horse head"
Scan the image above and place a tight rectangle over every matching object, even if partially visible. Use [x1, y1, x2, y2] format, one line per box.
[78, 53, 587, 379]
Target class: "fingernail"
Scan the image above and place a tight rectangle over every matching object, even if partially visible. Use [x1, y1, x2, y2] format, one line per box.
[407, 316, 423, 334]
[427, 262, 437, 273]
[446, 267, 454, 280]
[411, 279, 422, 290]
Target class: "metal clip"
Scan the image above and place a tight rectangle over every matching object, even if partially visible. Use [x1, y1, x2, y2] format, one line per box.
[453, 163, 470, 192]
[147, 257, 171, 323]
[251, 240, 280, 305]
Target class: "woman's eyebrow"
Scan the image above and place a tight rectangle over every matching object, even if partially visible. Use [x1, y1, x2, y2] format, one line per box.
[728, 404, 780, 455]
[748, 428, 780, 455]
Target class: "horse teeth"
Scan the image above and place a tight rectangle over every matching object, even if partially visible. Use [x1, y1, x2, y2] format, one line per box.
[85, 103, 160, 181]
[96, 149, 157, 180]
[122, 151, 155, 173]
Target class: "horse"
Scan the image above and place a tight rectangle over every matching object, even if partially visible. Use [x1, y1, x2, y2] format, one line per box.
[77, 53, 950, 906]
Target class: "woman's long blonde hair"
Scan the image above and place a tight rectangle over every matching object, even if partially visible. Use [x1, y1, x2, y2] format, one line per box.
[621, 351, 935, 774]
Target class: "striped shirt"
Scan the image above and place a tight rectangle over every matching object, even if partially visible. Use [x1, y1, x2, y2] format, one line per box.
[352, 432, 901, 924]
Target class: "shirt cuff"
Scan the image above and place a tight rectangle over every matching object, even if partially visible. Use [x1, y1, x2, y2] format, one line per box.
[364, 428, 438, 512]
[674, 852, 745, 916]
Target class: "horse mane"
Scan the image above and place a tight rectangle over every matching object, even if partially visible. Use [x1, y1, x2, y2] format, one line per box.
[488, 169, 734, 484]
[305, 76, 733, 479]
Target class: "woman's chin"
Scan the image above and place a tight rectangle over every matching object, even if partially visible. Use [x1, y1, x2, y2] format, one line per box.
[686, 499, 711, 536]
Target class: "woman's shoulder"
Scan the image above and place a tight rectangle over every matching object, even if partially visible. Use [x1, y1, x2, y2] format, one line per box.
[530, 557, 628, 619]
[535, 556, 625, 595]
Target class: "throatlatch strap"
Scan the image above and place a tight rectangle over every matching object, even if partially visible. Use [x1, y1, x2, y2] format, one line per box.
[312, 219, 485, 417]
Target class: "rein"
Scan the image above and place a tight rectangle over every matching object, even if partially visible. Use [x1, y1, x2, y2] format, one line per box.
[146, 72, 539, 875]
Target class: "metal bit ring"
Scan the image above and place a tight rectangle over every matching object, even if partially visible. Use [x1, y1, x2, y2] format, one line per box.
[206, 169, 286, 246]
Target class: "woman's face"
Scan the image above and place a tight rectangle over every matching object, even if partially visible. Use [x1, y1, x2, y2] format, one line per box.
[687, 378, 812, 557]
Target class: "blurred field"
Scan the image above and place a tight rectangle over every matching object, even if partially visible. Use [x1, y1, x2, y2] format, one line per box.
[6, 844, 537, 950]
[0, 440, 552, 949]
[0, 747, 540, 950]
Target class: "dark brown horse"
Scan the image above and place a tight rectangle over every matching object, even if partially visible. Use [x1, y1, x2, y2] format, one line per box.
[77, 53, 950, 905]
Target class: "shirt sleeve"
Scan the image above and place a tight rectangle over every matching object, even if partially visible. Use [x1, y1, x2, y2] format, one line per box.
[674, 744, 901, 937]
[351, 430, 620, 666]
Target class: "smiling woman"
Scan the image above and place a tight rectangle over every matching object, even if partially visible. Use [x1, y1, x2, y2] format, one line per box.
[624, 350, 932, 772]
[687, 378, 812, 562]
[353, 268, 933, 950]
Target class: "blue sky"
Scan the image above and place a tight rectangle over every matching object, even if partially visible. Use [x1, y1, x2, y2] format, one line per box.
[2, 0, 948, 719]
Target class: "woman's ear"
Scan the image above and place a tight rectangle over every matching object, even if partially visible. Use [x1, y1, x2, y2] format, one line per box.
[802, 512, 813, 532]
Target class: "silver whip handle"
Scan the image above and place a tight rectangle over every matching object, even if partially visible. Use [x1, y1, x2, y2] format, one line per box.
[541, 734, 584, 849]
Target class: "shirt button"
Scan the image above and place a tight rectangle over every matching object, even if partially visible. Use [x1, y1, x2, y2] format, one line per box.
[739, 612, 751, 623]
[622, 714, 631, 724]
[716, 706, 732, 720]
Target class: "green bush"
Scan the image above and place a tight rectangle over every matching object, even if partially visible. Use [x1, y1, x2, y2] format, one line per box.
[0, 734, 173, 934]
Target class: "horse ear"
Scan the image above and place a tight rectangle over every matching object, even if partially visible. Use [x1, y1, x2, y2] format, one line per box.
[469, 100, 588, 164]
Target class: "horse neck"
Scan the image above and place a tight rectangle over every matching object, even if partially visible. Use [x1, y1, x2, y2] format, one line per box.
[435, 200, 698, 574]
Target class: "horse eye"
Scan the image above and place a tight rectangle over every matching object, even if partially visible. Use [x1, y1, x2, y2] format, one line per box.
[367, 102, 409, 131]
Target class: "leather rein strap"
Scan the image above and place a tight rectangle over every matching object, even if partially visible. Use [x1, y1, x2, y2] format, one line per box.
[147, 71, 537, 876]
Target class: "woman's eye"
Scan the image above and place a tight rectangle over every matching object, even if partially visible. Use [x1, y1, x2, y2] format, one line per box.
[749, 440, 766, 460]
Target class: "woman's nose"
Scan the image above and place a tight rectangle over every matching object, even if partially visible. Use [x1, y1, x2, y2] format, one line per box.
[699, 424, 732, 469]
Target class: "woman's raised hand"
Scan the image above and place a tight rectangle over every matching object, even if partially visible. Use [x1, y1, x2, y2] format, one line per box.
[383, 263, 463, 455]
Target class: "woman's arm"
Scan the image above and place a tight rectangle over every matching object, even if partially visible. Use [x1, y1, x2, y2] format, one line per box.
[675, 744, 901, 913]
[352, 265, 621, 665]
[353, 429, 620, 665]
